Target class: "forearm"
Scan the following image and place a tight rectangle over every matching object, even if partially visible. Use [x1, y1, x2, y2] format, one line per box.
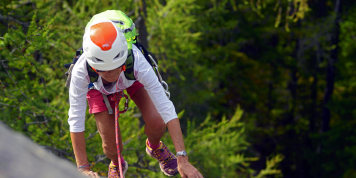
[167, 118, 189, 163]
[70, 132, 89, 168]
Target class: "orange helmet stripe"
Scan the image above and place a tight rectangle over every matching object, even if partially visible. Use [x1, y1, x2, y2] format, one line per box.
[90, 22, 117, 51]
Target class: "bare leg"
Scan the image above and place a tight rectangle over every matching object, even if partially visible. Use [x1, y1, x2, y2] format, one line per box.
[130, 87, 166, 146]
[94, 111, 122, 165]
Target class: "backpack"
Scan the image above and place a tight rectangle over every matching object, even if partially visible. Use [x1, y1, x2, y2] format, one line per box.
[65, 10, 170, 98]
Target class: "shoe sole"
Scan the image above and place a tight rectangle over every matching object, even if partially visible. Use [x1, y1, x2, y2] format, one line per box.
[122, 161, 128, 176]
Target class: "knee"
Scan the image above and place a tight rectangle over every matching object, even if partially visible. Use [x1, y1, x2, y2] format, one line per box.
[97, 128, 117, 160]
[102, 143, 117, 160]
[154, 118, 166, 131]
[145, 114, 166, 132]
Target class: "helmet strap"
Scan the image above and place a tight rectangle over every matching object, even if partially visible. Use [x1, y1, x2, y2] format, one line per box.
[91, 66, 99, 73]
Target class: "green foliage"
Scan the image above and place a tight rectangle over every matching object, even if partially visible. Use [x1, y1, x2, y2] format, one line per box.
[255, 154, 284, 178]
[146, 0, 201, 76]
[242, 0, 310, 31]
[185, 107, 283, 177]
[338, 6, 356, 90]
[1, 0, 355, 178]
[313, 5, 356, 178]
[185, 107, 251, 177]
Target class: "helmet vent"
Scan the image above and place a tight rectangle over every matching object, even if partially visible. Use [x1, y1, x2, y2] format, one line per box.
[113, 52, 124, 61]
[112, 20, 124, 25]
[94, 57, 104, 62]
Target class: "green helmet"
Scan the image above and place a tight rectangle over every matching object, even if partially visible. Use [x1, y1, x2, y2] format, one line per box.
[85, 10, 138, 49]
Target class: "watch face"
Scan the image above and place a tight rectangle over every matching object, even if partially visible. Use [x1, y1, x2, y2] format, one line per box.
[177, 151, 187, 156]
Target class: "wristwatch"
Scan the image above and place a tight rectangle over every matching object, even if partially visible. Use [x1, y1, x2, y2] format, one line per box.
[176, 150, 187, 157]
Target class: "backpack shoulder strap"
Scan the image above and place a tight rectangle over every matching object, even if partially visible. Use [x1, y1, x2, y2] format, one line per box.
[65, 48, 84, 88]
[134, 42, 156, 66]
[86, 61, 99, 83]
[123, 42, 154, 81]
[124, 49, 135, 80]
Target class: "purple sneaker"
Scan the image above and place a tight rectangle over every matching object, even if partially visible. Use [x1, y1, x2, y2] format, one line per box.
[108, 161, 128, 178]
[145, 139, 178, 176]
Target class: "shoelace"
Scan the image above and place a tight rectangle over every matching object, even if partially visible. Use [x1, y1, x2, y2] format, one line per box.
[109, 165, 118, 173]
[161, 155, 174, 166]
[108, 166, 121, 178]
[110, 163, 125, 172]
[152, 148, 175, 166]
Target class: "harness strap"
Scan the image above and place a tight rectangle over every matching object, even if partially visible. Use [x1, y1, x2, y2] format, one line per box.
[102, 94, 113, 115]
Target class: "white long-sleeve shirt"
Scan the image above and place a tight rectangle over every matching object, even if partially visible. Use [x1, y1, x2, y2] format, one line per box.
[68, 45, 178, 132]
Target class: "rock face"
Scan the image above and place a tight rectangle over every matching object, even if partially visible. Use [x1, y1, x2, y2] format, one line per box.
[0, 122, 86, 178]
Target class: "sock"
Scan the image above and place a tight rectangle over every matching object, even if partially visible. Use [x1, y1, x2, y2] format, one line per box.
[148, 140, 161, 150]
[113, 156, 125, 166]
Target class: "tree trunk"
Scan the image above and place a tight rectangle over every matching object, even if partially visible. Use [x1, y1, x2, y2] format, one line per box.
[310, 44, 321, 133]
[136, 0, 149, 128]
[321, 0, 341, 132]
[288, 36, 300, 123]
[136, 0, 149, 49]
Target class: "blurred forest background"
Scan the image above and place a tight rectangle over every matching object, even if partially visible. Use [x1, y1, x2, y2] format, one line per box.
[1, 0, 355, 177]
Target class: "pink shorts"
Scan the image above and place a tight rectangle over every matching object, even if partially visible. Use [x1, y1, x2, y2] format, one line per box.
[87, 81, 144, 114]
